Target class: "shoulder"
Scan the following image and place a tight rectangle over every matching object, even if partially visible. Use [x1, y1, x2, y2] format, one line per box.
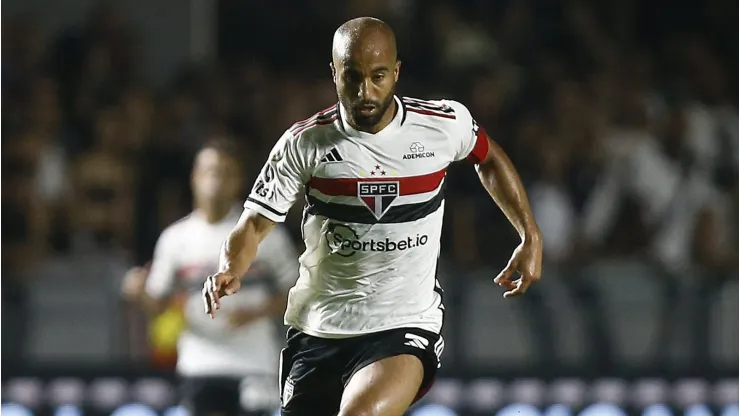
[401, 97, 474, 137]
[401, 97, 473, 129]
[274, 104, 340, 158]
[401, 97, 472, 119]
[287, 104, 339, 140]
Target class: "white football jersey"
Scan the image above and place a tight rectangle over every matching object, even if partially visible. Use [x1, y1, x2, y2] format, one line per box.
[245, 96, 489, 338]
[145, 205, 299, 377]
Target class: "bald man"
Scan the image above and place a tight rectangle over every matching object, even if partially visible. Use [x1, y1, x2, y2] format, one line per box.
[204, 17, 543, 416]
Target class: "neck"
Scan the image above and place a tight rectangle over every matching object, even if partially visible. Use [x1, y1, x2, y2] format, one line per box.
[196, 201, 232, 224]
[355, 98, 397, 134]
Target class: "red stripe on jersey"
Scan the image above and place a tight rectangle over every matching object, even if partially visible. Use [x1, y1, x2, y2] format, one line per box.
[406, 108, 457, 120]
[290, 105, 337, 132]
[466, 125, 490, 163]
[310, 168, 447, 197]
[292, 115, 338, 135]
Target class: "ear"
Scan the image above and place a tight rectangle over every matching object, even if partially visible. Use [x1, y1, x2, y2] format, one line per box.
[394, 60, 402, 82]
[330, 62, 336, 84]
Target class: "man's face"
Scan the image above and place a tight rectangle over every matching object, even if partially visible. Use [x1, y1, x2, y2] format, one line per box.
[192, 148, 241, 204]
[332, 45, 400, 129]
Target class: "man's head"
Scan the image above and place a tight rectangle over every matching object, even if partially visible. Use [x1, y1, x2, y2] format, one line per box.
[331, 17, 400, 131]
[192, 139, 243, 210]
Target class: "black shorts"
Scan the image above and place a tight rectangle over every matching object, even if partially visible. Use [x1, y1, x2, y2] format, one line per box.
[181, 376, 271, 416]
[279, 326, 443, 415]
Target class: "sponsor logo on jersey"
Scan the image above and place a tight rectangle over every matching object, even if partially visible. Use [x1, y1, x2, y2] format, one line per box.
[325, 223, 429, 257]
[253, 164, 276, 198]
[403, 142, 435, 160]
[319, 148, 343, 163]
[357, 181, 399, 219]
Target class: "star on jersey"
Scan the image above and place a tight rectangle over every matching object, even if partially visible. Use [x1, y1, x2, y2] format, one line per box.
[359, 164, 398, 177]
[355, 164, 399, 220]
[370, 164, 386, 176]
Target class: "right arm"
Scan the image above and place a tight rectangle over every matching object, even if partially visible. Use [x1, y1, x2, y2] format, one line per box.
[203, 210, 276, 317]
[219, 209, 277, 285]
[204, 129, 310, 317]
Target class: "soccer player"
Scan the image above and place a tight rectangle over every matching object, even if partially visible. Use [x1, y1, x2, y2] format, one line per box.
[203, 17, 543, 416]
[122, 140, 299, 416]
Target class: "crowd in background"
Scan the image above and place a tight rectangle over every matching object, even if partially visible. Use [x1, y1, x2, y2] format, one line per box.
[2, 0, 738, 369]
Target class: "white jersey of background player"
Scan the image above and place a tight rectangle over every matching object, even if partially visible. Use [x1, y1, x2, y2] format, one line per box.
[122, 142, 298, 376]
[243, 96, 488, 338]
[145, 206, 297, 376]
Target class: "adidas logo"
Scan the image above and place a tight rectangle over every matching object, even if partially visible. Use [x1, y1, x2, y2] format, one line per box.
[404, 333, 429, 350]
[320, 148, 343, 163]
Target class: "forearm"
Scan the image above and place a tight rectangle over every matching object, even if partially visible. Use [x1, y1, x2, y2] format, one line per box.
[219, 222, 261, 278]
[476, 139, 541, 242]
[218, 210, 276, 278]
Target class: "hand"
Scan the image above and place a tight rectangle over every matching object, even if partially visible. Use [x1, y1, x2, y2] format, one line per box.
[121, 266, 149, 301]
[494, 238, 543, 298]
[227, 308, 263, 328]
[202, 272, 241, 318]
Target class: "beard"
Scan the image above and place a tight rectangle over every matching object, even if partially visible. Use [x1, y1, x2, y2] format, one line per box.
[344, 88, 396, 130]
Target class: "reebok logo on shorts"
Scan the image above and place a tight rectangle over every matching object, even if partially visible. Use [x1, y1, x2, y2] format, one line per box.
[404, 333, 429, 350]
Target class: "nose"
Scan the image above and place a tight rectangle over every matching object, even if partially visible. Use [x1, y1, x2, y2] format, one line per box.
[358, 78, 374, 101]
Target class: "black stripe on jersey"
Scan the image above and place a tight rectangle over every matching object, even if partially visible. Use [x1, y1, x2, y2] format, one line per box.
[402, 98, 455, 114]
[305, 191, 444, 224]
[246, 197, 286, 217]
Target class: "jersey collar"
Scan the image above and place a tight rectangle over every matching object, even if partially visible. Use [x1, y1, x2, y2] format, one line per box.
[339, 95, 405, 139]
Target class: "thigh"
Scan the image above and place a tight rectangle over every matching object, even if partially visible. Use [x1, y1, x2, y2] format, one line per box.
[339, 354, 424, 416]
[279, 329, 345, 416]
[339, 328, 444, 416]
[181, 376, 240, 416]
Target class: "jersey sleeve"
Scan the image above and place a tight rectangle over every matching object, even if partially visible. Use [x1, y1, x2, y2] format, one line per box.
[144, 227, 179, 300]
[261, 224, 300, 293]
[442, 100, 490, 163]
[244, 130, 311, 222]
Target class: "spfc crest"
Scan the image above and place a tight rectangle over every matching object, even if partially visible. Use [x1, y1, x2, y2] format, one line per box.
[357, 181, 399, 220]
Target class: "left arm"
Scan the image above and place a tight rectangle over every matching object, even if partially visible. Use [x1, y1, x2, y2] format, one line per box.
[444, 99, 542, 297]
[476, 137, 543, 297]
[476, 138, 542, 243]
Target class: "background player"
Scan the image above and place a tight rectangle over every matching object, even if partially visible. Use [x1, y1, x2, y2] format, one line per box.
[122, 140, 299, 416]
[204, 17, 542, 416]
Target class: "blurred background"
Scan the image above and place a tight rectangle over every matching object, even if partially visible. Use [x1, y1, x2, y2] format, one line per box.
[1, 0, 738, 415]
